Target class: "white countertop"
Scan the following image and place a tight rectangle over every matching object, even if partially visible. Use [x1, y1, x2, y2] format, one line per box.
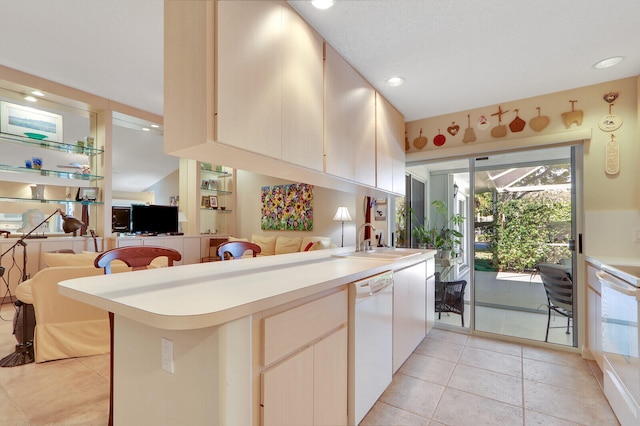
[59, 247, 434, 331]
[585, 255, 640, 269]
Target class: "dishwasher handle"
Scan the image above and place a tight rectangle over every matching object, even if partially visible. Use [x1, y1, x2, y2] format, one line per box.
[368, 271, 393, 295]
[369, 280, 393, 295]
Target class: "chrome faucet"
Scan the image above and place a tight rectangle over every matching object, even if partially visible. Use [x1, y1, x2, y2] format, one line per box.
[357, 223, 376, 252]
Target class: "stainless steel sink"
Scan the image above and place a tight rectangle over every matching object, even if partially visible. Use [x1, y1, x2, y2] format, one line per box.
[332, 248, 422, 261]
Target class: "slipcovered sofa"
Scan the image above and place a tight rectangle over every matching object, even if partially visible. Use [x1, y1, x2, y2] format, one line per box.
[229, 235, 334, 257]
[15, 251, 166, 363]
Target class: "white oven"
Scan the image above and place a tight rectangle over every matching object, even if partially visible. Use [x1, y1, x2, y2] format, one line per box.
[597, 267, 640, 426]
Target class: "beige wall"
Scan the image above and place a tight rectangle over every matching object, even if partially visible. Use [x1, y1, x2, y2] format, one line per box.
[405, 76, 639, 257]
[235, 170, 358, 247]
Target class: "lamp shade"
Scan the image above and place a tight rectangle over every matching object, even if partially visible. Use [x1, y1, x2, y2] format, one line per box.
[61, 214, 85, 233]
[333, 207, 352, 222]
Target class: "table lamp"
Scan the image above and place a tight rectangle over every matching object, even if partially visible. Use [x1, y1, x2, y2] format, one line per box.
[333, 206, 352, 247]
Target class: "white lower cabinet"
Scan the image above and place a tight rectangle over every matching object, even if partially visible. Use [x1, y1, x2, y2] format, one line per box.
[393, 261, 427, 373]
[586, 263, 603, 369]
[424, 258, 436, 334]
[260, 290, 348, 426]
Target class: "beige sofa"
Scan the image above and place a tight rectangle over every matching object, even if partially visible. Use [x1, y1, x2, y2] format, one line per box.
[231, 235, 334, 256]
[15, 251, 164, 363]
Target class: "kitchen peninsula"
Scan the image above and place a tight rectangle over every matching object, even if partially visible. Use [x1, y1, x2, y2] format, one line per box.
[59, 247, 435, 425]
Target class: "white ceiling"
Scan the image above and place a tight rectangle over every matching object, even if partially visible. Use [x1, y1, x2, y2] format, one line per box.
[0, 1, 639, 190]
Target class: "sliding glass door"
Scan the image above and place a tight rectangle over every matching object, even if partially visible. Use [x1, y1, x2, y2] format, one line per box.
[473, 146, 576, 346]
[407, 145, 578, 346]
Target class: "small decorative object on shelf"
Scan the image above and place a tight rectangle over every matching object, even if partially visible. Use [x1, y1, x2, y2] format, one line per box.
[30, 185, 45, 200]
[84, 136, 94, 151]
[78, 187, 98, 202]
[209, 196, 218, 208]
[31, 157, 43, 169]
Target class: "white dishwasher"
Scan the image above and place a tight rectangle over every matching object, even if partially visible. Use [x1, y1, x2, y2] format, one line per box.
[348, 270, 394, 425]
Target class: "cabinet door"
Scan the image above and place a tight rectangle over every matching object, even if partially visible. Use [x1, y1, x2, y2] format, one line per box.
[281, 5, 324, 171]
[426, 274, 436, 334]
[376, 93, 405, 194]
[217, 1, 282, 159]
[393, 262, 427, 372]
[181, 237, 202, 265]
[586, 264, 603, 368]
[325, 44, 376, 185]
[163, 0, 214, 152]
[314, 326, 348, 426]
[262, 346, 314, 426]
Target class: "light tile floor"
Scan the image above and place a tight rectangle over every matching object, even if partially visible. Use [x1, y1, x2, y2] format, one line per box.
[436, 303, 575, 346]
[0, 303, 618, 426]
[362, 328, 619, 426]
[0, 302, 109, 425]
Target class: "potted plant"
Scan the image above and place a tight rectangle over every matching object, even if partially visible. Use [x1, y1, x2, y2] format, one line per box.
[411, 223, 434, 249]
[430, 200, 464, 258]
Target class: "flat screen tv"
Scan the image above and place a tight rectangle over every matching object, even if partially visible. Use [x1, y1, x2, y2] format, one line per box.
[131, 204, 178, 235]
[112, 206, 131, 233]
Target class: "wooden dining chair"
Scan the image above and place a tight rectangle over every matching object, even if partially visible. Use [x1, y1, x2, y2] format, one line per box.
[94, 246, 182, 426]
[200, 237, 229, 262]
[216, 241, 261, 260]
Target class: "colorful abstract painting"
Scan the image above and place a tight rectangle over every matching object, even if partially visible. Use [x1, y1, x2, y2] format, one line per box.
[261, 183, 313, 231]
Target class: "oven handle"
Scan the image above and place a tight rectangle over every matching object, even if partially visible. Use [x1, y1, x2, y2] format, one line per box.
[596, 270, 638, 298]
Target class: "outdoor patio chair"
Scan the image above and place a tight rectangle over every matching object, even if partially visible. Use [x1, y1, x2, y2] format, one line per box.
[537, 263, 573, 342]
[434, 272, 467, 326]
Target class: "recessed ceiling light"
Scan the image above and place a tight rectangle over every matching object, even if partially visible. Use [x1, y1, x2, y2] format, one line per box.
[24, 95, 37, 102]
[311, 0, 334, 10]
[150, 124, 159, 129]
[142, 127, 150, 131]
[594, 56, 624, 69]
[386, 76, 405, 87]
[31, 90, 44, 97]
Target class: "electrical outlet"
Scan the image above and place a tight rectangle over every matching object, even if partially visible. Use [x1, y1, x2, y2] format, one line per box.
[161, 337, 174, 373]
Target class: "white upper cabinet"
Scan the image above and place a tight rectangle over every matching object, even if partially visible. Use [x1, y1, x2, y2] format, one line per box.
[164, 0, 403, 195]
[217, 1, 324, 170]
[164, 0, 215, 153]
[376, 93, 406, 195]
[324, 43, 376, 187]
[281, 5, 324, 171]
[217, 1, 283, 158]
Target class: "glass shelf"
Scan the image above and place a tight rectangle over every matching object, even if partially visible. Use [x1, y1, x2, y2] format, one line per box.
[200, 208, 233, 213]
[200, 188, 232, 195]
[0, 163, 104, 181]
[0, 131, 104, 156]
[200, 167, 232, 178]
[0, 196, 103, 205]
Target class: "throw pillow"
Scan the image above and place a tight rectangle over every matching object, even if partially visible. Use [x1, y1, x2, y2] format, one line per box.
[308, 240, 330, 251]
[275, 236, 302, 254]
[251, 234, 276, 256]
